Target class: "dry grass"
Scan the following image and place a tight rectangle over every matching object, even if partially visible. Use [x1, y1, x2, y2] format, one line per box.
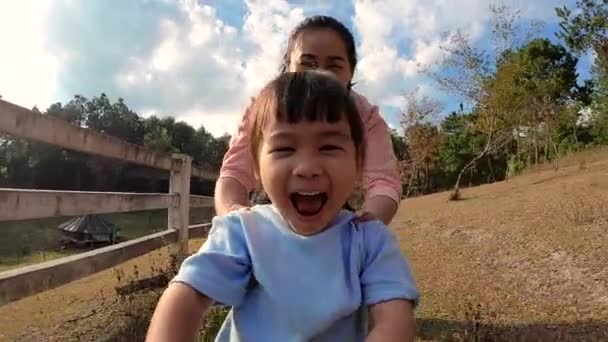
[399, 153, 608, 341]
[1, 150, 608, 341]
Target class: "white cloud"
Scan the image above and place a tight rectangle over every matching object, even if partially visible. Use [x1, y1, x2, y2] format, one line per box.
[351, 0, 573, 125]
[0, 1, 58, 110]
[106, 0, 251, 136]
[240, 0, 305, 97]
[41, 0, 309, 137]
[352, 0, 491, 110]
[1, 0, 578, 136]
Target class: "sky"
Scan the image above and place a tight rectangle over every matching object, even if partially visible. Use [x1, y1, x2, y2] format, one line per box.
[0, 0, 594, 137]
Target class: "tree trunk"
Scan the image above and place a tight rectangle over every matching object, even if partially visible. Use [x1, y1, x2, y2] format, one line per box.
[405, 162, 416, 198]
[572, 120, 579, 152]
[534, 131, 539, 166]
[451, 131, 494, 200]
[487, 156, 495, 183]
[550, 133, 560, 171]
[425, 162, 431, 193]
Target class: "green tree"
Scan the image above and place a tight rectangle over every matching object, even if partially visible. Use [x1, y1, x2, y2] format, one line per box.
[423, 3, 543, 198]
[389, 129, 408, 162]
[556, 0, 607, 59]
[557, 0, 608, 144]
[488, 38, 580, 167]
[144, 126, 177, 154]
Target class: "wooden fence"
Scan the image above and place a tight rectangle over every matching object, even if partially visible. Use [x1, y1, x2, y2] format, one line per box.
[0, 99, 216, 306]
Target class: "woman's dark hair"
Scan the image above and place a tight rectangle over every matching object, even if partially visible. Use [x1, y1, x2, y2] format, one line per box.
[279, 15, 357, 88]
[248, 70, 365, 170]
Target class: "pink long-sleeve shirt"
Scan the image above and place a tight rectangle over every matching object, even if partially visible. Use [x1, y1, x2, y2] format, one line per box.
[218, 90, 402, 204]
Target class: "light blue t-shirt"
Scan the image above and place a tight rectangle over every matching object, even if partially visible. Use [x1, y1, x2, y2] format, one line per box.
[173, 204, 419, 342]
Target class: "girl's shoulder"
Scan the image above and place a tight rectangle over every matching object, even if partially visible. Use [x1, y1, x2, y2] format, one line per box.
[351, 219, 399, 251]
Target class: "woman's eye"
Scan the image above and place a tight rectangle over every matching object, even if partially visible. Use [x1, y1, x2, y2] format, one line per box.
[328, 64, 343, 70]
[300, 61, 317, 68]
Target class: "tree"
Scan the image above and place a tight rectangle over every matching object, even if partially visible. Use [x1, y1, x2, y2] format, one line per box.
[556, 0, 608, 60]
[422, 2, 545, 199]
[400, 89, 443, 196]
[389, 129, 408, 162]
[487, 38, 580, 169]
[144, 126, 177, 154]
[557, 1, 608, 143]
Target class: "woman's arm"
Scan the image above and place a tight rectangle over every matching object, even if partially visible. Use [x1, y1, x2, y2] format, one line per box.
[146, 282, 213, 342]
[215, 177, 251, 216]
[214, 103, 256, 216]
[361, 195, 398, 225]
[357, 94, 402, 224]
[366, 299, 415, 342]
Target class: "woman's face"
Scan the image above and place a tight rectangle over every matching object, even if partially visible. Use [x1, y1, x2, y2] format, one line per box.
[287, 28, 353, 89]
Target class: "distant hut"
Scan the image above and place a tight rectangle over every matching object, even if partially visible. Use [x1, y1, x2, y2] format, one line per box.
[57, 215, 117, 246]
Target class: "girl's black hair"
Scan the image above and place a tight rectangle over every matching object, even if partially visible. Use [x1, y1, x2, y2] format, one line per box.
[249, 70, 365, 173]
[279, 15, 357, 89]
[248, 71, 366, 210]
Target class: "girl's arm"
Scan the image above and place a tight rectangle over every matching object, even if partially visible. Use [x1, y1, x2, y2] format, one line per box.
[359, 221, 420, 341]
[146, 282, 213, 342]
[366, 299, 415, 342]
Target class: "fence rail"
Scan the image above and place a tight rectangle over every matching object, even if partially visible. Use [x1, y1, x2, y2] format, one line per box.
[0, 189, 177, 221]
[0, 223, 212, 305]
[0, 99, 218, 306]
[0, 99, 217, 180]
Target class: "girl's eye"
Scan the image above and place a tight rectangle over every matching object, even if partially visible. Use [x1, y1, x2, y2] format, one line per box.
[320, 145, 343, 152]
[271, 147, 295, 153]
[328, 64, 343, 70]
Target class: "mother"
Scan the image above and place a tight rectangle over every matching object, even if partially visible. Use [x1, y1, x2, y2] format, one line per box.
[214, 15, 402, 224]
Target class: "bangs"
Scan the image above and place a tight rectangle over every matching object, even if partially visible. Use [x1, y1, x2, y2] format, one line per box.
[274, 71, 350, 124]
[249, 71, 364, 167]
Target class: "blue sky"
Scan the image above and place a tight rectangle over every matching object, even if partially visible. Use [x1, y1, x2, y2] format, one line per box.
[0, 0, 592, 136]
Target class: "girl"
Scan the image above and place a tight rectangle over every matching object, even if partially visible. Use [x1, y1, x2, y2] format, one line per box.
[146, 71, 419, 342]
[215, 15, 402, 225]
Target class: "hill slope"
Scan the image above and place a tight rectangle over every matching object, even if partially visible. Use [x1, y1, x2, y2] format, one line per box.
[1, 151, 607, 341]
[397, 153, 608, 340]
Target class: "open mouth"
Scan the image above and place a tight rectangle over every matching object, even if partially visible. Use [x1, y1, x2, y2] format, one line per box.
[290, 191, 328, 217]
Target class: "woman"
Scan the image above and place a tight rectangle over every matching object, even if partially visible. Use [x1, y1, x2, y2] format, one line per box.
[215, 15, 402, 224]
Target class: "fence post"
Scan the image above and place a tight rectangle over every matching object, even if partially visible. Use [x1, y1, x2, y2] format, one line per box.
[168, 153, 192, 256]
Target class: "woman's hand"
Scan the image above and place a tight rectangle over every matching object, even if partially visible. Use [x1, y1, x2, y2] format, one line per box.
[355, 195, 399, 225]
[215, 178, 251, 216]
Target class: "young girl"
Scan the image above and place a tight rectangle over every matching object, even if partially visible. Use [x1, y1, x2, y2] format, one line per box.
[146, 71, 419, 342]
[215, 15, 402, 225]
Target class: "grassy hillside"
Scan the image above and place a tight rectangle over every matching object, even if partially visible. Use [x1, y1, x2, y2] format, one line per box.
[398, 150, 608, 341]
[0, 149, 607, 341]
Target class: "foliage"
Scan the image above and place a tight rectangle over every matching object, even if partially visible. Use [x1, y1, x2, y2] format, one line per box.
[557, 0, 608, 144]
[397, 2, 608, 198]
[0, 94, 229, 195]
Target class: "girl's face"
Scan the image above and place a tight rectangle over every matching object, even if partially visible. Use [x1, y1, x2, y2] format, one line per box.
[287, 28, 353, 89]
[256, 115, 359, 235]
